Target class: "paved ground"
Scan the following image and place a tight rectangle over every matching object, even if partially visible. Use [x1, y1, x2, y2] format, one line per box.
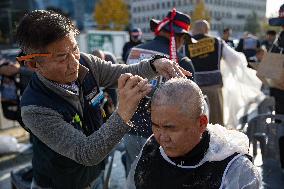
[0, 126, 126, 189]
[0, 126, 31, 189]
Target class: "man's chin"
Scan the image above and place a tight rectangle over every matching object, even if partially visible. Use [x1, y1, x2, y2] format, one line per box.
[67, 73, 78, 83]
[163, 147, 179, 158]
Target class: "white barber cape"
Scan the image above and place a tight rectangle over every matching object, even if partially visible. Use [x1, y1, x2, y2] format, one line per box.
[126, 124, 261, 189]
[221, 44, 265, 129]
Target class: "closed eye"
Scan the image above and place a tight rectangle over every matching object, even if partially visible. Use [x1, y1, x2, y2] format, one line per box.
[151, 122, 159, 128]
[152, 122, 175, 130]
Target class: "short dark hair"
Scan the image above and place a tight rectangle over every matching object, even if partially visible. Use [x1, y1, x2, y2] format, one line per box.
[16, 10, 79, 53]
[266, 30, 276, 36]
[223, 28, 231, 33]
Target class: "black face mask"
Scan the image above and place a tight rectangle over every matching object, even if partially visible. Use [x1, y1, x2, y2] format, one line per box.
[277, 31, 284, 48]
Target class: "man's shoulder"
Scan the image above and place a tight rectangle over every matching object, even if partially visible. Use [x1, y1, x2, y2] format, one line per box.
[80, 52, 93, 62]
[21, 76, 52, 108]
[221, 154, 260, 188]
[136, 38, 168, 52]
[225, 153, 252, 169]
[135, 40, 155, 49]
[80, 52, 105, 68]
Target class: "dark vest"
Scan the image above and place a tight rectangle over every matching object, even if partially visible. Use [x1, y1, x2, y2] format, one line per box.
[186, 34, 223, 86]
[134, 136, 239, 189]
[20, 54, 105, 189]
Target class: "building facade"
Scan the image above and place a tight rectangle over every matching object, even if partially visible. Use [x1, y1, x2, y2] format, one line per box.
[35, 0, 98, 30]
[130, 0, 267, 38]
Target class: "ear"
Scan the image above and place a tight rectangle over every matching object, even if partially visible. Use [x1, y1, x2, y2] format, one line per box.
[199, 114, 208, 133]
[25, 61, 39, 72]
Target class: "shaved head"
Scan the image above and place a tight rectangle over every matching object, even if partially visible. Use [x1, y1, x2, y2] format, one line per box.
[92, 49, 105, 60]
[151, 78, 205, 119]
[193, 20, 210, 35]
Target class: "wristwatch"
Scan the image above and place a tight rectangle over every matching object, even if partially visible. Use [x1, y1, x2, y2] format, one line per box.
[148, 54, 168, 73]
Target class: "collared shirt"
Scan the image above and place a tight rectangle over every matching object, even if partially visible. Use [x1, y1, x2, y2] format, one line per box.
[50, 81, 79, 96]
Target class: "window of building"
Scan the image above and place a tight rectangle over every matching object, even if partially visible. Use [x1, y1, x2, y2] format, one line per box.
[157, 3, 160, 9]
[146, 16, 150, 23]
[162, 2, 165, 8]
[236, 14, 245, 19]
[209, 11, 212, 17]
[167, 1, 171, 8]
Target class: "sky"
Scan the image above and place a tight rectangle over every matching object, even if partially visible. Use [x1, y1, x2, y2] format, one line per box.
[266, 0, 284, 17]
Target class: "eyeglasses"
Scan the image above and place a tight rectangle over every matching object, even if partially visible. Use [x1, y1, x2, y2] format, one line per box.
[16, 53, 52, 62]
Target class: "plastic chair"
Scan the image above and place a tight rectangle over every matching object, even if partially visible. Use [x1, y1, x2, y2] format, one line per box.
[257, 96, 275, 114]
[248, 114, 284, 188]
[239, 96, 275, 132]
[247, 113, 284, 162]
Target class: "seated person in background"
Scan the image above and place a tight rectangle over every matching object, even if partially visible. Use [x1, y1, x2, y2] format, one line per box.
[127, 78, 261, 189]
[248, 47, 266, 69]
[236, 32, 261, 61]
[261, 30, 277, 51]
[222, 28, 235, 48]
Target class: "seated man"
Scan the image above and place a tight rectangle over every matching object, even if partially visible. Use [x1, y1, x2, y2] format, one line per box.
[127, 78, 261, 189]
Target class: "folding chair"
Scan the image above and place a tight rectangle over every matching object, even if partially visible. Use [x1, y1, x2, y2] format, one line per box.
[247, 114, 284, 188]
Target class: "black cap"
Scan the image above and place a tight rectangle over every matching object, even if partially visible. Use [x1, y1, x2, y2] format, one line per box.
[130, 27, 142, 36]
[269, 4, 284, 26]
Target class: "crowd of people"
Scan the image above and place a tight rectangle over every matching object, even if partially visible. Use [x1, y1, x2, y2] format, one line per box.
[0, 3, 283, 189]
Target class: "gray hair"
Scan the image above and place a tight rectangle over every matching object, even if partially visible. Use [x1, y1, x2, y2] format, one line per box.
[192, 20, 210, 35]
[151, 78, 205, 118]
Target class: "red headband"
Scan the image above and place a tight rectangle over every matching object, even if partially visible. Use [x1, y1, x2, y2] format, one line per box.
[154, 11, 190, 36]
